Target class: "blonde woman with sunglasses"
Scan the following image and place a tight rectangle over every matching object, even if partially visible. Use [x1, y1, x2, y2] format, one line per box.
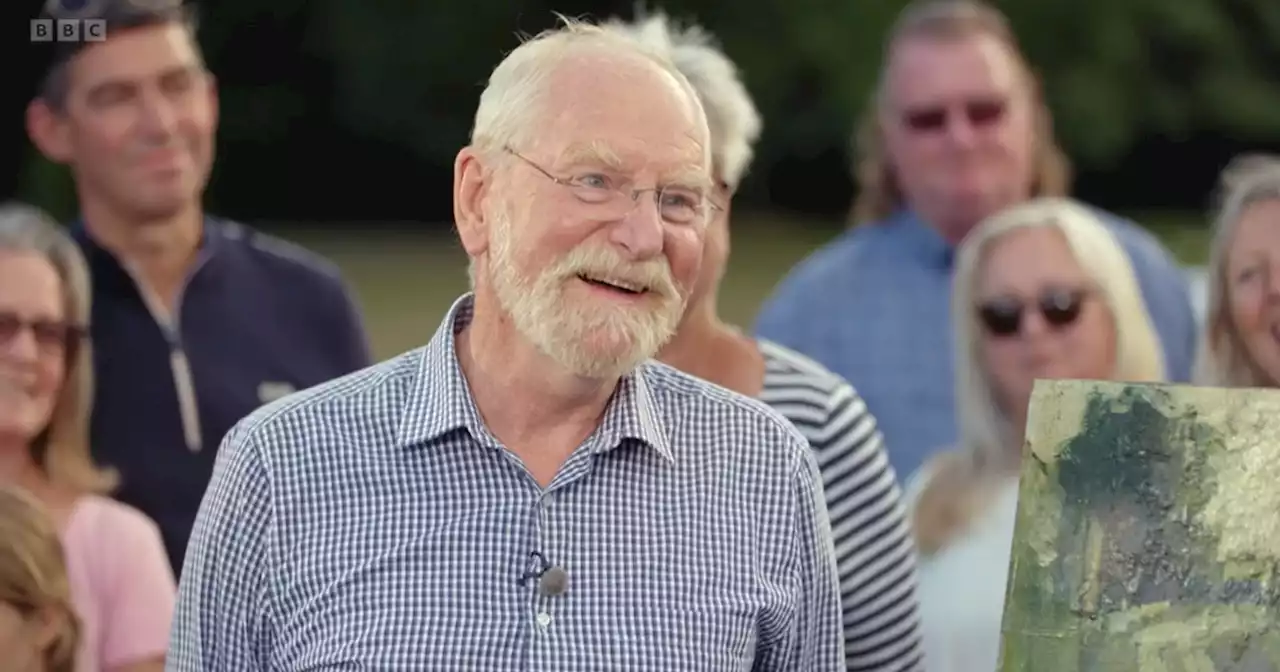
[906, 197, 1165, 671]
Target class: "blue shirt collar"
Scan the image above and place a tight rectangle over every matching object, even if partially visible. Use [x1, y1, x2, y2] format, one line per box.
[885, 209, 954, 269]
[397, 293, 674, 461]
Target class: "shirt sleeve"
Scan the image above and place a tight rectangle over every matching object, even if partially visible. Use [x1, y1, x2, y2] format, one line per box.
[815, 384, 924, 671]
[760, 442, 847, 671]
[167, 422, 274, 671]
[98, 506, 176, 668]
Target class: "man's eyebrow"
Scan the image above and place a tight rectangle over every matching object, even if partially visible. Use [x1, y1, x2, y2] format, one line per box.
[556, 141, 626, 170]
[663, 167, 715, 192]
[84, 64, 199, 98]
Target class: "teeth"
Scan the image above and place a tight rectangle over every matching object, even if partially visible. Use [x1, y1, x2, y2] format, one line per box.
[581, 274, 644, 293]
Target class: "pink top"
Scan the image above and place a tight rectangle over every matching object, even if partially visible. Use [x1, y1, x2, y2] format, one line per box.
[61, 495, 176, 672]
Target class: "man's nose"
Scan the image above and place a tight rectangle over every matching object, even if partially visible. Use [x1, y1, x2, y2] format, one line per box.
[138, 90, 179, 136]
[945, 113, 980, 149]
[610, 196, 665, 260]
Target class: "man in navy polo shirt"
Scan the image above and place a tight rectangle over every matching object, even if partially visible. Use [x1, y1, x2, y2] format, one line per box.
[26, 0, 372, 574]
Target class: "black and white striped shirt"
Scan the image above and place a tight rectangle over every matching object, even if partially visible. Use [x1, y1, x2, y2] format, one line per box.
[758, 339, 924, 671]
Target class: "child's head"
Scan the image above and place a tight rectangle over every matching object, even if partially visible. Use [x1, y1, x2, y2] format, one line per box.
[0, 487, 77, 672]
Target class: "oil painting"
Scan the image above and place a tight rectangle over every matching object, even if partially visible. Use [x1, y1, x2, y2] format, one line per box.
[1001, 379, 1280, 671]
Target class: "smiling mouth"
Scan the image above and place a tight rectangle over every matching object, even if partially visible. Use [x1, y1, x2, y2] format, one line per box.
[577, 273, 649, 296]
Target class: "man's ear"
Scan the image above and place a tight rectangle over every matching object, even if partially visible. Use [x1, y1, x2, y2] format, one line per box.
[454, 146, 495, 258]
[26, 99, 73, 164]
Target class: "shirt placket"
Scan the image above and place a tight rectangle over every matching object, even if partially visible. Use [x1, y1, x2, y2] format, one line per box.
[528, 489, 562, 670]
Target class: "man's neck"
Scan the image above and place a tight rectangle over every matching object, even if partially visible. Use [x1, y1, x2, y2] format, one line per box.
[457, 292, 617, 450]
[81, 199, 203, 310]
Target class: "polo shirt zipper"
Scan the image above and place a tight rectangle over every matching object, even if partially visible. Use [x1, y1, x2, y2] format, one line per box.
[127, 259, 209, 453]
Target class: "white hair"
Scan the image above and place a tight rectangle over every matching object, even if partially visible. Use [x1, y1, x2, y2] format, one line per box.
[912, 198, 1166, 556]
[1196, 153, 1280, 387]
[470, 15, 703, 158]
[603, 10, 762, 189]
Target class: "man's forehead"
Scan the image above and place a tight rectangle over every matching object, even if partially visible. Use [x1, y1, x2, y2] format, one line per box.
[549, 138, 710, 185]
[67, 23, 200, 87]
[885, 33, 1021, 104]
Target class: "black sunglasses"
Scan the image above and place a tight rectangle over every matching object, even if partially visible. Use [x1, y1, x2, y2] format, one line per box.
[977, 288, 1088, 338]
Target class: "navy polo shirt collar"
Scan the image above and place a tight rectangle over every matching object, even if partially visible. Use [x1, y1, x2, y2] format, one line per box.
[70, 216, 223, 294]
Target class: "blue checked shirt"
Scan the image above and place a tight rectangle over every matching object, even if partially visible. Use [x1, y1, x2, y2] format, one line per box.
[754, 209, 1197, 482]
[167, 294, 847, 671]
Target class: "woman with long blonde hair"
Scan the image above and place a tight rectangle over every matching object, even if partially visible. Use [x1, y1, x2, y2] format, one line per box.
[0, 486, 78, 672]
[1196, 154, 1280, 388]
[907, 197, 1166, 671]
[0, 203, 174, 672]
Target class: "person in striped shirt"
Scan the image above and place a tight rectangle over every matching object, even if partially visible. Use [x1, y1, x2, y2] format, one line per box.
[605, 11, 924, 671]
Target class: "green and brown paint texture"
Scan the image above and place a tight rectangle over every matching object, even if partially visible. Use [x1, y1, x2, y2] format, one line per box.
[1000, 379, 1280, 671]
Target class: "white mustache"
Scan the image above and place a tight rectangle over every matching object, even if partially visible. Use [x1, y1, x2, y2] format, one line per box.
[550, 246, 677, 298]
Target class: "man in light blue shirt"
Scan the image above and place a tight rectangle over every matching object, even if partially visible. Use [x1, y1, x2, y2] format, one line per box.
[755, 0, 1195, 481]
[169, 18, 846, 671]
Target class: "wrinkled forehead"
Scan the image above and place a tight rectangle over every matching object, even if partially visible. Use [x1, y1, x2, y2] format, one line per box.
[532, 55, 711, 185]
[883, 32, 1024, 109]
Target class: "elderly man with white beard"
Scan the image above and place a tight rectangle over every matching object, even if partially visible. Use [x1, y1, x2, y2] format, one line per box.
[166, 17, 846, 671]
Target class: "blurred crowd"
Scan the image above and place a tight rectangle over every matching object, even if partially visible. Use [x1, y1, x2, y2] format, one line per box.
[2, 0, 1278, 670]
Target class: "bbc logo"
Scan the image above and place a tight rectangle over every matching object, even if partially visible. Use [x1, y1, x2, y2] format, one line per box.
[30, 18, 106, 42]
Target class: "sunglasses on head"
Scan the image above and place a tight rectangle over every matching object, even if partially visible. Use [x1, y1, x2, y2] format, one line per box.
[977, 288, 1088, 338]
[0, 312, 86, 353]
[902, 98, 1007, 133]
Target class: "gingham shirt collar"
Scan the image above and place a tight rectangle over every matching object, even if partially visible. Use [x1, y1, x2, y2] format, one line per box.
[396, 293, 674, 462]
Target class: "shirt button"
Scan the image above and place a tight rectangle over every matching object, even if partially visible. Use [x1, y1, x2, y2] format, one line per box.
[536, 612, 552, 627]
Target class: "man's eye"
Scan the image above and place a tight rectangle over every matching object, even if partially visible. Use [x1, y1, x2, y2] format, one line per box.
[574, 174, 612, 189]
[661, 190, 700, 209]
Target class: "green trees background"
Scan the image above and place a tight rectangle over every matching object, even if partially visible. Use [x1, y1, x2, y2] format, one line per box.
[11, 0, 1280, 223]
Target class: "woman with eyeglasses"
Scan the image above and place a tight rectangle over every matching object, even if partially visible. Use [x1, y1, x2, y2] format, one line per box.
[1196, 154, 1280, 388]
[0, 203, 174, 672]
[906, 197, 1166, 671]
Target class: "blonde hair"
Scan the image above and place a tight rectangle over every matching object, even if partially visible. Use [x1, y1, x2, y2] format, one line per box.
[0, 203, 116, 495]
[471, 14, 702, 158]
[1195, 153, 1280, 387]
[912, 198, 1166, 555]
[0, 487, 79, 672]
[851, 0, 1069, 226]
[603, 9, 762, 189]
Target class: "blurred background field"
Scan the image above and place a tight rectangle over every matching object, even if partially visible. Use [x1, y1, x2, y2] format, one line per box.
[290, 212, 1212, 359]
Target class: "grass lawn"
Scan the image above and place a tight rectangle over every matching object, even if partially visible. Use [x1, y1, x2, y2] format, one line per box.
[281, 211, 1212, 360]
